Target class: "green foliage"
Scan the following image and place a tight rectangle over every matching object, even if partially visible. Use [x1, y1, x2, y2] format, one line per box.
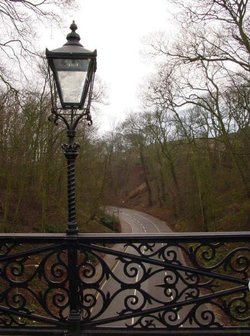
[100, 214, 119, 232]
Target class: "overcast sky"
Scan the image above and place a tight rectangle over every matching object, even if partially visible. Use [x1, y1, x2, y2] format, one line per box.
[45, 0, 174, 133]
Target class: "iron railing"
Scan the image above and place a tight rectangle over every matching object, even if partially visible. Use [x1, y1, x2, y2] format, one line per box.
[0, 232, 250, 335]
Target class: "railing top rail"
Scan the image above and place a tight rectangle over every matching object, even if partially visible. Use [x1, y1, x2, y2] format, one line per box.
[0, 231, 250, 242]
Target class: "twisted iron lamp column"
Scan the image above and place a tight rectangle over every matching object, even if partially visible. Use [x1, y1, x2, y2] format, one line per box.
[62, 130, 80, 235]
[62, 130, 82, 331]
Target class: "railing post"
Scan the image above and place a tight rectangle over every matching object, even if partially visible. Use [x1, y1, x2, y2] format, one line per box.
[67, 237, 81, 336]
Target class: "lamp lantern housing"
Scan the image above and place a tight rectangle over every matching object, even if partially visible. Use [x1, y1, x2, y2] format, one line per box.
[46, 21, 97, 110]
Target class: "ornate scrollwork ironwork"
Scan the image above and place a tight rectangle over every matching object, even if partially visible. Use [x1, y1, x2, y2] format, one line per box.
[0, 241, 69, 329]
[77, 238, 250, 329]
[0, 234, 250, 333]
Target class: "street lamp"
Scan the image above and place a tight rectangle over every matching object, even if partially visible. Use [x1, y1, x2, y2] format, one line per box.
[46, 21, 97, 235]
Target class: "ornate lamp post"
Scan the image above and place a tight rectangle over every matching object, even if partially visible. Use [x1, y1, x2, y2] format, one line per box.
[46, 21, 97, 235]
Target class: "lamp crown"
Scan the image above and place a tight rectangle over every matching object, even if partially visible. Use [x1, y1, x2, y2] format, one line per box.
[64, 21, 83, 47]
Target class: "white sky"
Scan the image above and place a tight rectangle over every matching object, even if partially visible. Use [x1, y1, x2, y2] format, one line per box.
[44, 0, 174, 133]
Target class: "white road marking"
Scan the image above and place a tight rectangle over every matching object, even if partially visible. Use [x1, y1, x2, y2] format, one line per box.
[99, 208, 183, 327]
[123, 212, 182, 326]
[131, 268, 140, 325]
[131, 248, 145, 325]
[91, 245, 129, 314]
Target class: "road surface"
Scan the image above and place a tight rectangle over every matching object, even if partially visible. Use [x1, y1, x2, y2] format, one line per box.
[86, 207, 189, 328]
[112, 207, 172, 234]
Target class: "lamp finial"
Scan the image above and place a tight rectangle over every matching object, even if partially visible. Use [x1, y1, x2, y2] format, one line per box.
[64, 21, 83, 46]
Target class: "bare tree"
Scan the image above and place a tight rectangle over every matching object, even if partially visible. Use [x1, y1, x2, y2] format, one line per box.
[167, 0, 250, 71]
[0, 0, 77, 91]
[143, 0, 250, 196]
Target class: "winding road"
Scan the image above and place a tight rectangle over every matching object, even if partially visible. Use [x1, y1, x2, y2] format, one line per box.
[89, 207, 187, 328]
[108, 207, 171, 234]
[87, 207, 221, 330]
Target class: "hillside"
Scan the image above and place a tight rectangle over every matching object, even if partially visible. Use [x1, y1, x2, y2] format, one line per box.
[104, 134, 250, 233]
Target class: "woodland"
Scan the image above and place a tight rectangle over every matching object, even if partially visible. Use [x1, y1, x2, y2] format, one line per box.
[0, 0, 249, 233]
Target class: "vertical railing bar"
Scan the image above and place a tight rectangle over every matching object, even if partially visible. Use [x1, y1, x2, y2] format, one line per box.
[67, 236, 81, 336]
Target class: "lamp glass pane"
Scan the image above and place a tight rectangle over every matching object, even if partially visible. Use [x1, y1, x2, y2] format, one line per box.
[54, 59, 90, 104]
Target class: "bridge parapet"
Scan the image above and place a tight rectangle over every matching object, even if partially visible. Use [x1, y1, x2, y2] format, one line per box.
[0, 232, 250, 335]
